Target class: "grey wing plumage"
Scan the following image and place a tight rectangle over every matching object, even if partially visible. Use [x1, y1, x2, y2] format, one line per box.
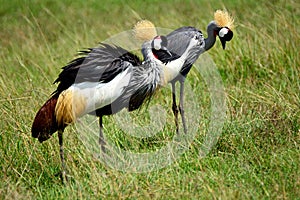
[167, 27, 202, 57]
[158, 26, 205, 78]
[101, 60, 161, 113]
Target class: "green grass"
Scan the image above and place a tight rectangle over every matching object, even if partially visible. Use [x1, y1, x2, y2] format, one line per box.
[1, 0, 299, 199]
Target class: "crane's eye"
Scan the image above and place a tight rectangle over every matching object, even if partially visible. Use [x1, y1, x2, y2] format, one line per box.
[194, 35, 199, 40]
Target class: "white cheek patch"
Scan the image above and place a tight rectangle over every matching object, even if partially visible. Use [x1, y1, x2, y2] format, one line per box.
[153, 39, 161, 50]
[219, 28, 229, 37]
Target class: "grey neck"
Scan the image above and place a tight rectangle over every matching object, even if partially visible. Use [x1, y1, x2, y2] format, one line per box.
[204, 21, 218, 51]
[141, 41, 153, 61]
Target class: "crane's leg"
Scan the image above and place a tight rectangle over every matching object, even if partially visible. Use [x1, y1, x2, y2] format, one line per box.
[179, 80, 188, 134]
[58, 130, 68, 184]
[99, 116, 106, 153]
[171, 82, 179, 134]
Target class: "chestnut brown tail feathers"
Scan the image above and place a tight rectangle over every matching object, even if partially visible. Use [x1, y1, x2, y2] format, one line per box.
[31, 96, 59, 142]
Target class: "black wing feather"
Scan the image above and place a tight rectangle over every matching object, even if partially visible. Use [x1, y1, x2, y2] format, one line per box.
[53, 43, 141, 95]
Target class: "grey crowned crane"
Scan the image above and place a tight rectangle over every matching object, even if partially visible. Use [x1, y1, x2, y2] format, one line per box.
[154, 10, 234, 134]
[31, 20, 203, 183]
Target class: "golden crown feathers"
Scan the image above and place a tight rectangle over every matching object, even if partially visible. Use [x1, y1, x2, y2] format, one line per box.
[214, 10, 235, 29]
[133, 20, 157, 41]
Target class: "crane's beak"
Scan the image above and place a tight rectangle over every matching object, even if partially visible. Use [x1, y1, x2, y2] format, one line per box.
[220, 37, 227, 49]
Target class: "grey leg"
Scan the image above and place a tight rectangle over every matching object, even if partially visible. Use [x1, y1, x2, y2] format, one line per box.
[171, 82, 179, 134]
[179, 81, 187, 134]
[99, 116, 106, 153]
[58, 130, 67, 184]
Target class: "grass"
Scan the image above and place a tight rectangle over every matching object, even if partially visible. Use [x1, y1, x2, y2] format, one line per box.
[0, 0, 299, 199]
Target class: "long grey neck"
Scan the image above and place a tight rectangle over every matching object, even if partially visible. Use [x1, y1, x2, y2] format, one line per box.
[204, 21, 218, 51]
[138, 40, 162, 85]
[141, 41, 154, 61]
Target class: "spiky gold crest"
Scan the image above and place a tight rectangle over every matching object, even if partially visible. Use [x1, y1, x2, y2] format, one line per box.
[214, 10, 235, 29]
[133, 20, 157, 41]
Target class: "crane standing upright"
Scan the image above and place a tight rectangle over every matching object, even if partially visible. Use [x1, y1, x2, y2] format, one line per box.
[154, 10, 234, 134]
[31, 20, 204, 183]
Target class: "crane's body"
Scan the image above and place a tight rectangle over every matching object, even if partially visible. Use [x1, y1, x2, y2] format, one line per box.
[31, 11, 234, 182]
[31, 39, 166, 183]
[154, 11, 234, 134]
[32, 44, 140, 142]
[31, 32, 203, 183]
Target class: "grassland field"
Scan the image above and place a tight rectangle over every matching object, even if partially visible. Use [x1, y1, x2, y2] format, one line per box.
[0, 0, 299, 199]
